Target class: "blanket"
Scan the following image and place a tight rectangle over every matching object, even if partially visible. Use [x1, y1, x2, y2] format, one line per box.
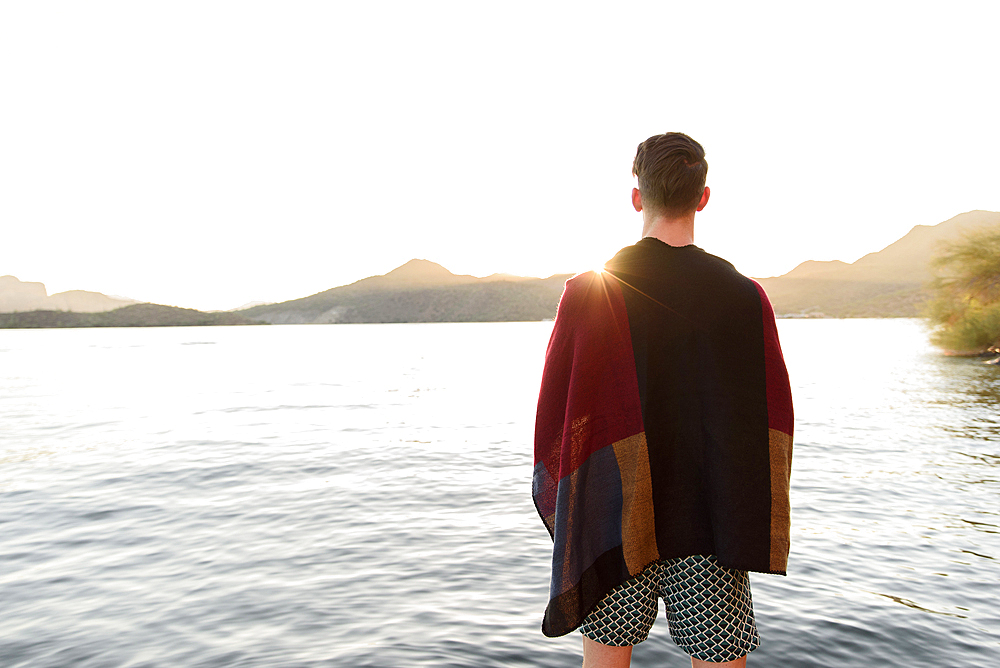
[532, 239, 793, 637]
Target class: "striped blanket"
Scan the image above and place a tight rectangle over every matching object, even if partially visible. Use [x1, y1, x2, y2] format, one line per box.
[533, 238, 793, 637]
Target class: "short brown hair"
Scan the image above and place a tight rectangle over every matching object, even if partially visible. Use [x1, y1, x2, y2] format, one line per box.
[632, 133, 708, 216]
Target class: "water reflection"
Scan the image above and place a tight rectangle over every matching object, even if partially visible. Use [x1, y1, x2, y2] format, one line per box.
[920, 357, 1000, 457]
[868, 591, 968, 618]
[954, 451, 1000, 466]
[959, 549, 995, 560]
[930, 356, 1000, 406]
[958, 518, 999, 534]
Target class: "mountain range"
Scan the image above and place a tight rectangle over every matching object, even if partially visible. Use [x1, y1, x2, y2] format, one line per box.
[237, 209, 998, 323]
[0, 276, 135, 313]
[2, 209, 998, 326]
[238, 260, 573, 324]
[755, 210, 999, 317]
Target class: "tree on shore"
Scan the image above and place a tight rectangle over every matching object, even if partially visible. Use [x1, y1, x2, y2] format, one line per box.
[926, 224, 1000, 354]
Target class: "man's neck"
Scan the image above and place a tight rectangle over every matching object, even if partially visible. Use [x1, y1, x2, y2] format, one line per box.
[641, 212, 695, 247]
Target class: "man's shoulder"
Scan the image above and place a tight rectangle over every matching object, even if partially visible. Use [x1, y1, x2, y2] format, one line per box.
[558, 270, 613, 312]
[607, 238, 751, 286]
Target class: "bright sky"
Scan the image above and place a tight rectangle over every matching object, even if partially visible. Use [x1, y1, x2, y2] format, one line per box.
[2, 1, 998, 311]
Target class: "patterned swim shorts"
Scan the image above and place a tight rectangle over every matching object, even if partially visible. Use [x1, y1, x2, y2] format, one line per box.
[578, 555, 759, 663]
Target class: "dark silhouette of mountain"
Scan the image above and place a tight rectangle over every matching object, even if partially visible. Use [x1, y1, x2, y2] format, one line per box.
[0, 275, 135, 313]
[361, 258, 480, 288]
[245, 211, 1000, 324]
[0, 304, 263, 329]
[240, 260, 572, 324]
[9, 210, 996, 327]
[755, 210, 1000, 317]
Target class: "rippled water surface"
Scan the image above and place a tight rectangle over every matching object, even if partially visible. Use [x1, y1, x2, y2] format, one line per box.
[1, 320, 997, 667]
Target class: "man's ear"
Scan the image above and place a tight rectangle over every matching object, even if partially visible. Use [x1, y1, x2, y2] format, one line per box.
[632, 187, 643, 212]
[696, 186, 710, 212]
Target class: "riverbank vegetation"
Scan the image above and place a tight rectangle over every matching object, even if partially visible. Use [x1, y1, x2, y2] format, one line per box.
[926, 224, 1000, 355]
[0, 304, 263, 328]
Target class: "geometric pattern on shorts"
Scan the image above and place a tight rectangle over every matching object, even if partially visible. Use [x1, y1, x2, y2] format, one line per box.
[579, 554, 759, 663]
[579, 563, 661, 647]
[662, 555, 760, 662]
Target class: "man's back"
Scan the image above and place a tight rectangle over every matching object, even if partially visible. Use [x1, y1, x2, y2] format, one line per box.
[604, 238, 791, 574]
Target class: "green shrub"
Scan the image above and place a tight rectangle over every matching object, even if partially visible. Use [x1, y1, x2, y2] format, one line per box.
[926, 225, 1000, 354]
[928, 299, 1000, 354]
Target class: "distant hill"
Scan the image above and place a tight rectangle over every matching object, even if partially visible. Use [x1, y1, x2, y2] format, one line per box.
[0, 275, 135, 313]
[240, 259, 573, 324]
[244, 211, 1000, 325]
[755, 210, 1000, 317]
[356, 258, 481, 288]
[9, 210, 996, 326]
[0, 304, 263, 329]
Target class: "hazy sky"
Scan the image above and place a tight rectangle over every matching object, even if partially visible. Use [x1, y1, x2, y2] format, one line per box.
[3, 1, 998, 311]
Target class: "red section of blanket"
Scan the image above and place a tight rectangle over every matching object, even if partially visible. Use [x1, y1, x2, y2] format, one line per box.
[534, 271, 644, 483]
[753, 281, 794, 435]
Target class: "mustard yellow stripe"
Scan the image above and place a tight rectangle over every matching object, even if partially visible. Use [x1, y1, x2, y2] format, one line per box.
[612, 432, 660, 574]
[768, 428, 793, 572]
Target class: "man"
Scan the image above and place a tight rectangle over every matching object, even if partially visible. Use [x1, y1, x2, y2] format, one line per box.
[533, 133, 793, 667]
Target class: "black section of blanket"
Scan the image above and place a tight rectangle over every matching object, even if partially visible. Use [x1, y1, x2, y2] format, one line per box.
[542, 545, 628, 638]
[605, 238, 773, 572]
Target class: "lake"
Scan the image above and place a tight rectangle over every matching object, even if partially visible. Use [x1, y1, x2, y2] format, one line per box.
[1, 319, 997, 666]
